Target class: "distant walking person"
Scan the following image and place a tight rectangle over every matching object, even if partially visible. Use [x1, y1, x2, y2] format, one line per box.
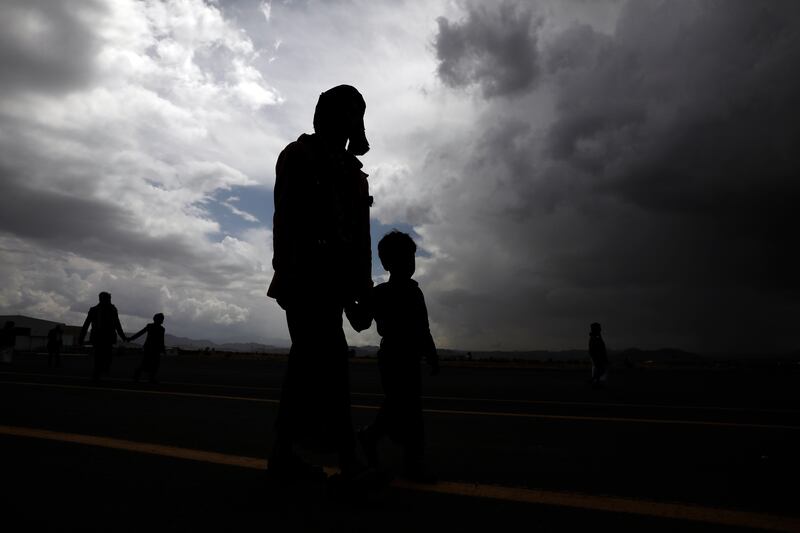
[47, 324, 63, 367]
[266, 85, 373, 482]
[129, 313, 166, 384]
[79, 292, 128, 382]
[356, 231, 440, 483]
[588, 322, 609, 388]
[1, 321, 16, 364]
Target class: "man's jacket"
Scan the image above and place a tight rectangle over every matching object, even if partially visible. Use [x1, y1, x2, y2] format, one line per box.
[268, 133, 372, 306]
[80, 303, 125, 346]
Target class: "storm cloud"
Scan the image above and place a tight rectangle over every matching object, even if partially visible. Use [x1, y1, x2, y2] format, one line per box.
[435, 1, 541, 97]
[424, 0, 800, 352]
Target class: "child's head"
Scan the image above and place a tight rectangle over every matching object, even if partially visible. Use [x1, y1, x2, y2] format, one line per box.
[590, 322, 602, 335]
[378, 230, 416, 279]
[153, 313, 165, 325]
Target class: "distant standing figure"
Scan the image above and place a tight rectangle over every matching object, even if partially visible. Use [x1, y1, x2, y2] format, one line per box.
[129, 313, 166, 384]
[588, 322, 609, 387]
[47, 324, 63, 367]
[1, 321, 16, 364]
[356, 231, 440, 483]
[79, 292, 128, 382]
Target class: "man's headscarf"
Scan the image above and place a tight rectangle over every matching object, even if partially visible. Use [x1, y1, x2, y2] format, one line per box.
[313, 85, 369, 156]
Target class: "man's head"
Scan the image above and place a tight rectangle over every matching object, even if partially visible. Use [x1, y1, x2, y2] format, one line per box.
[313, 85, 369, 155]
[378, 230, 416, 279]
[153, 313, 165, 325]
[98, 292, 111, 304]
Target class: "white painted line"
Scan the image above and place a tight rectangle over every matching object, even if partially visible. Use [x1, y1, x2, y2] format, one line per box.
[2, 370, 798, 415]
[3, 379, 799, 431]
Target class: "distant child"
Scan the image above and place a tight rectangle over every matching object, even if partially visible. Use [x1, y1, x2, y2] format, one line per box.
[354, 231, 439, 483]
[129, 313, 166, 383]
[588, 322, 609, 387]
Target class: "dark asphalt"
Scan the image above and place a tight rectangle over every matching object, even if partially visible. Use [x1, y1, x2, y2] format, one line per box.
[1, 353, 798, 532]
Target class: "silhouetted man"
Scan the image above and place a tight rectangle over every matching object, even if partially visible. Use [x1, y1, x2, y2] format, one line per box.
[1, 321, 15, 364]
[79, 292, 127, 382]
[267, 85, 373, 481]
[47, 324, 63, 367]
[588, 322, 609, 387]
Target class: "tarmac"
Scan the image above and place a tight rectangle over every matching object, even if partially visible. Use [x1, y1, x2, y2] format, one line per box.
[1, 353, 798, 532]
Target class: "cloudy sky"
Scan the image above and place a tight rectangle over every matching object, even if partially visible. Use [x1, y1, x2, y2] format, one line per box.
[1, 0, 797, 353]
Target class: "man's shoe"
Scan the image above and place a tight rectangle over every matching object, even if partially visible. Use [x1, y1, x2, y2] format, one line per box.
[327, 464, 384, 501]
[267, 453, 326, 483]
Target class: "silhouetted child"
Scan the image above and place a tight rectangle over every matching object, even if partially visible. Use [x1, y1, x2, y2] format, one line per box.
[355, 231, 439, 483]
[588, 322, 609, 388]
[129, 313, 166, 383]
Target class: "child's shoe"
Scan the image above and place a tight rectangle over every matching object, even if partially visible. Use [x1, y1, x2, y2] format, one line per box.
[357, 427, 380, 468]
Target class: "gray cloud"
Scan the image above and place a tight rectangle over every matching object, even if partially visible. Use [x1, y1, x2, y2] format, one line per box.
[0, 0, 104, 94]
[434, 1, 541, 97]
[423, 0, 800, 352]
[0, 171, 208, 276]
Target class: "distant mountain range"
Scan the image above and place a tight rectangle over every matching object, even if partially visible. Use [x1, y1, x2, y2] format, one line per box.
[147, 334, 707, 362]
[132, 333, 291, 354]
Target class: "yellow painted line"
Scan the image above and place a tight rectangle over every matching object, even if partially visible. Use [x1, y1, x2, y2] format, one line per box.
[2, 370, 799, 415]
[3, 379, 799, 431]
[0, 424, 267, 470]
[1, 424, 798, 533]
[390, 479, 800, 533]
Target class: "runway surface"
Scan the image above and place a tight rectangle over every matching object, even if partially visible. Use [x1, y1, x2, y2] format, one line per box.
[1, 353, 798, 532]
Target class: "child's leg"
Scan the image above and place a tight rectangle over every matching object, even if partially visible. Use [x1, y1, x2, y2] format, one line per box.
[400, 402, 436, 483]
[400, 399, 425, 463]
[358, 384, 391, 468]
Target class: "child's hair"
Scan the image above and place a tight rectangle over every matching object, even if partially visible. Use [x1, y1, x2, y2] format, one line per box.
[378, 230, 416, 271]
[153, 313, 165, 323]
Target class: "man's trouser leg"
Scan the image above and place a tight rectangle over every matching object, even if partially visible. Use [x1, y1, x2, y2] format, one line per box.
[273, 298, 356, 469]
[93, 344, 112, 380]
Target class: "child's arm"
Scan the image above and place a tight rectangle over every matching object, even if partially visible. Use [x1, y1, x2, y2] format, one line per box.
[127, 325, 148, 343]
